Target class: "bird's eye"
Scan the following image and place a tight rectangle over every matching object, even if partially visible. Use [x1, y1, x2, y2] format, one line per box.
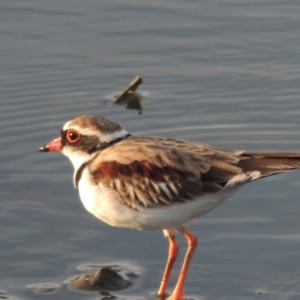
[66, 130, 80, 143]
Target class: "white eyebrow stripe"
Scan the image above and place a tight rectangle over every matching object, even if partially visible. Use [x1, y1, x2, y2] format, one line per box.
[62, 124, 129, 143]
[63, 125, 102, 136]
[101, 129, 130, 142]
[63, 121, 71, 130]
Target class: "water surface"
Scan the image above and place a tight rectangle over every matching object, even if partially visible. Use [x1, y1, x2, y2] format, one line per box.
[1, 0, 300, 299]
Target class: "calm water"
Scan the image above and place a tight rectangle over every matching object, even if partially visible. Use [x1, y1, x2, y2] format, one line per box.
[1, 0, 300, 299]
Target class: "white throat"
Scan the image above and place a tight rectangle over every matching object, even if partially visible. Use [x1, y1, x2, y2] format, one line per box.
[63, 150, 92, 171]
[61, 148, 95, 188]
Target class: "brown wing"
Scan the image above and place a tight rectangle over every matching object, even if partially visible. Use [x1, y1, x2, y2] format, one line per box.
[88, 137, 244, 210]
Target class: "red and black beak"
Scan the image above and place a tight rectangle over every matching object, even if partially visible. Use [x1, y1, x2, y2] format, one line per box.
[39, 137, 62, 152]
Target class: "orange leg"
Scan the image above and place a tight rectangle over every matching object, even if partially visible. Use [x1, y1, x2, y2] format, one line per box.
[157, 229, 179, 297]
[167, 227, 198, 300]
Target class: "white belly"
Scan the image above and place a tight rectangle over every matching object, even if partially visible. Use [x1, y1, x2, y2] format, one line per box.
[77, 168, 239, 230]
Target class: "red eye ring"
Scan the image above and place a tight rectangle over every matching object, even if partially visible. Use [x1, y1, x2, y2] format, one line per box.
[66, 130, 80, 143]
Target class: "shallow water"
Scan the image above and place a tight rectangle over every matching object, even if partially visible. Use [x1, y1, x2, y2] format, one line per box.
[1, 0, 300, 299]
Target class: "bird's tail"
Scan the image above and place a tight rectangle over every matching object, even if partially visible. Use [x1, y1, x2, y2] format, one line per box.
[236, 151, 300, 178]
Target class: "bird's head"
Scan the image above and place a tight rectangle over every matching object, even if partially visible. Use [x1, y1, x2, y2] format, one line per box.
[39, 115, 130, 170]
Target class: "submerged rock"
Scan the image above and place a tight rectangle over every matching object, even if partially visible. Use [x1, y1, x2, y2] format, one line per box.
[68, 266, 129, 291]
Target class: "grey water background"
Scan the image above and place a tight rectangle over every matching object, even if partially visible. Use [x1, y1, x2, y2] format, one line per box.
[1, 0, 300, 299]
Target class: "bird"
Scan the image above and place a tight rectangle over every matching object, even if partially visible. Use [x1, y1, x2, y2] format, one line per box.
[39, 115, 300, 300]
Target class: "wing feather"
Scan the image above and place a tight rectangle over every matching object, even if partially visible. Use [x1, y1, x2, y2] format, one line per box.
[88, 136, 243, 210]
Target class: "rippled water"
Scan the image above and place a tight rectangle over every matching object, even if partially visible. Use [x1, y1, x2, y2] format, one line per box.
[1, 1, 300, 299]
